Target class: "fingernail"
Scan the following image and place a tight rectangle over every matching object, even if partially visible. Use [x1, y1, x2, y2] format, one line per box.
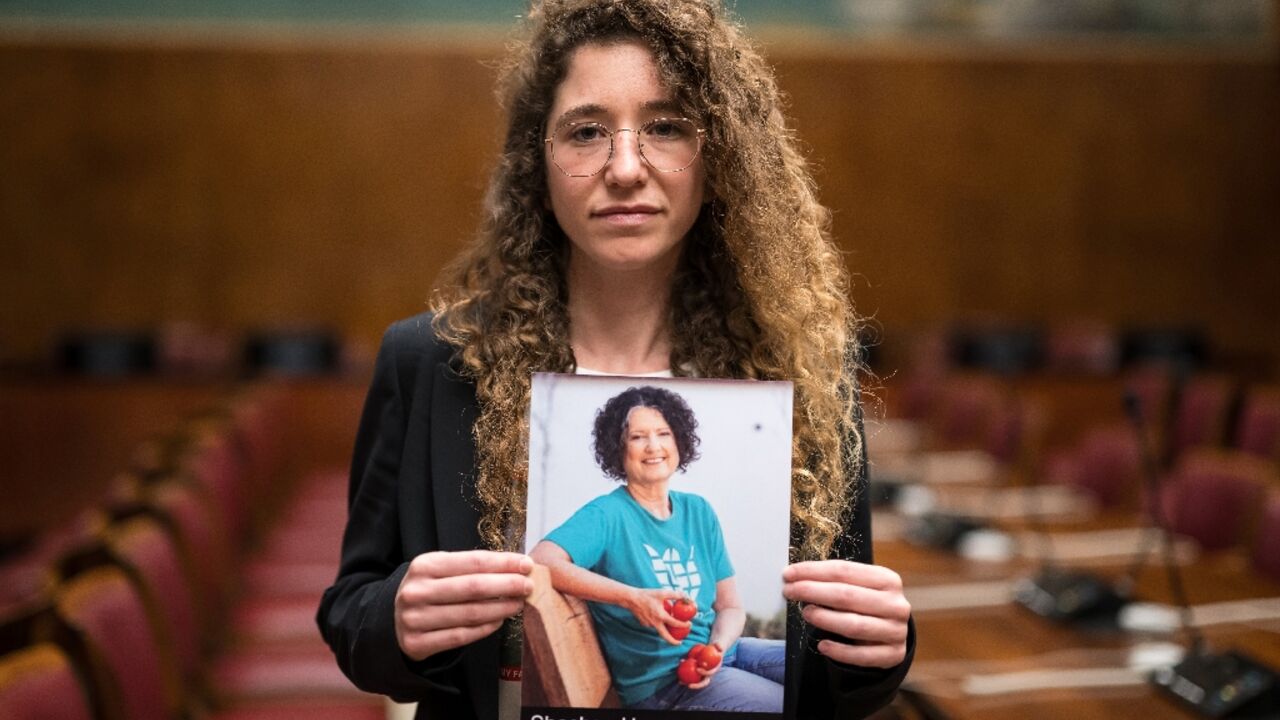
[519, 556, 534, 573]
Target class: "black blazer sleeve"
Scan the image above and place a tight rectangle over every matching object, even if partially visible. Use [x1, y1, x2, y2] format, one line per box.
[316, 317, 467, 702]
[788, 382, 916, 719]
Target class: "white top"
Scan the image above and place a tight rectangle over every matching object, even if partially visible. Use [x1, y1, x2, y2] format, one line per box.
[576, 366, 674, 378]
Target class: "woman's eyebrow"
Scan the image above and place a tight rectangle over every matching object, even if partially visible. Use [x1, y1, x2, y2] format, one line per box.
[552, 99, 684, 128]
[552, 103, 607, 128]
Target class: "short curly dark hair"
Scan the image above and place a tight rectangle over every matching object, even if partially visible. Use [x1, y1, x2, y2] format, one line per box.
[593, 386, 702, 481]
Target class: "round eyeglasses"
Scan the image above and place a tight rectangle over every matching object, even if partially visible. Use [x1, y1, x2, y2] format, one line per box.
[545, 117, 705, 177]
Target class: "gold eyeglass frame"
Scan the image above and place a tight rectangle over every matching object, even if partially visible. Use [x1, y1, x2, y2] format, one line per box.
[544, 117, 706, 178]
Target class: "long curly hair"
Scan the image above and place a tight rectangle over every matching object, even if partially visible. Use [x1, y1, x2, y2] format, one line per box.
[592, 386, 702, 481]
[432, 0, 862, 561]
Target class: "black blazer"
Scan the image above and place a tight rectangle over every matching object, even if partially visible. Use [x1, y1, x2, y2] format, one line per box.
[317, 312, 914, 719]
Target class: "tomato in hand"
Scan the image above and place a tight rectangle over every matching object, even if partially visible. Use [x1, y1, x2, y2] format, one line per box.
[676, 657, 701, 685]
[693, 642, 722, 670]
[668, 623, 691, 640]
[663, 597, 697, 622]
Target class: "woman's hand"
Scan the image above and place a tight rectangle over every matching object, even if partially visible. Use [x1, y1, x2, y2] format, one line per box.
[394, 550, 533, 661]
[626, 588, 691, 645]
[782, 560, 910, 668]
[685, 643, 724, 689]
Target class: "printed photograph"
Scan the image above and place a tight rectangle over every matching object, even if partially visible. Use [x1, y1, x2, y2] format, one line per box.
[522, 372, 794, 719]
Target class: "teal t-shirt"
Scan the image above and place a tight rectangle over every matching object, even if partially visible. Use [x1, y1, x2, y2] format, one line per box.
[544, 487, 736, 706]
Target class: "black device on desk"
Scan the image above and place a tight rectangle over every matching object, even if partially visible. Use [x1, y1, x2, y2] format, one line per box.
[904, 512, 985, 551]
[1151, 651, 1278, 718]
[1012, 567, 1128, 623]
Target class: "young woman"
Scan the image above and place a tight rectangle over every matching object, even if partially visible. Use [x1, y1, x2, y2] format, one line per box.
[317, 1, 913, 718]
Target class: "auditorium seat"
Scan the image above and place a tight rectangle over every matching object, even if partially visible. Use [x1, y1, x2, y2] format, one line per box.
[1169, 374, 1235, 456]
[180, 430, 250, 554]
[1235, 385, 1280, 461]
[1046, 424, 1141, 507]
[931, 376, 1004, 451]
[1163, 451, 1272, 551]
[1251, 493, 1280, 583]
[104, 516, 202, 691]
[145, 481, 233, 636]
[53, 566, 177, 720]
[0, 643, 95, 720]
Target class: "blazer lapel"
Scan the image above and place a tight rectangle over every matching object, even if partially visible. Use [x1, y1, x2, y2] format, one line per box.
[428, 362, 483, 552]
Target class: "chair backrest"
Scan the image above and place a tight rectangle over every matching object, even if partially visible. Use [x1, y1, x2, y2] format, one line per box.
[1076, 425, 1142, 507]
[0, 643, 95, 720]
[181, 430, 248, 549]
[1251, 492, 1280, 583]
[146, 480, 232, 630]
[1170, 374, 1235, 456]
[54, 566, 175, 720]
[106, 517, 201, 683]
[1235, 385, 1280, 461]
[1165, 452, 1271, 551]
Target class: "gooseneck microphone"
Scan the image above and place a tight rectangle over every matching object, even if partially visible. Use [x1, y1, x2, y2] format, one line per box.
[1126, 392, 1280, 717]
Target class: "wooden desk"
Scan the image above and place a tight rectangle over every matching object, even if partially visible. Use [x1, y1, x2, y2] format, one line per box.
[879, 510, 1280, 719]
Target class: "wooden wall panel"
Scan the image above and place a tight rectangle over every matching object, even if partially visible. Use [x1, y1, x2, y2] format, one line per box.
[1, 33, 1276, 371]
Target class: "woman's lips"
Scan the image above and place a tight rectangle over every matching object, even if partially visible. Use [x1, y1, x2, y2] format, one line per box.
[593, 205, 660, 226]
[598, 212, 656, 226]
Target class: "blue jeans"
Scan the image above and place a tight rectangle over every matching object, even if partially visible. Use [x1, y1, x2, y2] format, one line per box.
[632, 638, 785, 712]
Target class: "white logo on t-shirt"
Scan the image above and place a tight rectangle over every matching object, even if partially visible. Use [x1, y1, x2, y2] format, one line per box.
[643, 544, 702, 601]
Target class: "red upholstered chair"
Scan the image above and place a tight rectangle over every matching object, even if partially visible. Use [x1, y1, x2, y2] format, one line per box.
[1163, 451, 1273, 552]
[0, 643, 95, 720]
[105, 517, 202, 690]
[1048, 424, 1142, 508]
[180, 430, 250, 552]
[54, 566, 177, 720]
[1170, 374, 1235, 457]
[1235, 385, 1280, 461]
[930, 376, 1004, 451]
[146, 480, 233, 634]
[1251, 493, 1280, 583]
[1124, 365, 1174, 456]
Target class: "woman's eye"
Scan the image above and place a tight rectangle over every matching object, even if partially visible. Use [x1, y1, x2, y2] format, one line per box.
[647, 121, 684, 140]
[569, 124, 606, 143]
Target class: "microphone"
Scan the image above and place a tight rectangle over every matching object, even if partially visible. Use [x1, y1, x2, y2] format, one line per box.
[1012, 400, 1148, 626]
[1125, 393, 1280, 716]
[1012, 448, 1127, 625]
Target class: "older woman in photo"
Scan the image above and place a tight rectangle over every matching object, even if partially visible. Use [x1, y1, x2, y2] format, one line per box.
[531, 385, 785, 711]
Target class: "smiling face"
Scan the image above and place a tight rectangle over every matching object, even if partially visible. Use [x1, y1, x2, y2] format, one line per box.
[621, 405, 681, 486]
[544, 39, 706, 276]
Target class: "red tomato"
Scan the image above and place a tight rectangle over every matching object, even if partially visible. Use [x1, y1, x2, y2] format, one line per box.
[664, 597, 697, 622]
[686, 643, 706, 660]
[668, 623, 691, 640]
[695, 643, 723, 670]
[676, 657, 701, 685]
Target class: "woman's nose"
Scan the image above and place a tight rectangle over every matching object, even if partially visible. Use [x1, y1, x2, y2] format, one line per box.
[605, 129, 647, 186]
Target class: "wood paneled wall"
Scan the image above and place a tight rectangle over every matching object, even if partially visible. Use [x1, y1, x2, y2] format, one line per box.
[1, 30, 1276, 370]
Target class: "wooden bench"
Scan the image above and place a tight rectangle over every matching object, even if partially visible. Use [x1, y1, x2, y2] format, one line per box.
[521, 564, 619, 708]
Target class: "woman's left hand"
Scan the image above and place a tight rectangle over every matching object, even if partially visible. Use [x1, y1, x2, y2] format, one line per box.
[782, 560, 910, 668]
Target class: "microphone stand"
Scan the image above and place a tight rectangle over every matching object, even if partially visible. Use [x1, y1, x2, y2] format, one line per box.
[1128, 394, 1279, 717]
[1012, 398, 1129, 627]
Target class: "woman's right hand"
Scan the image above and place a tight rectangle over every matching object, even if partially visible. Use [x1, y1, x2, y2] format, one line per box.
[626, 588, 691, 645]
[394, 550, 534, 661]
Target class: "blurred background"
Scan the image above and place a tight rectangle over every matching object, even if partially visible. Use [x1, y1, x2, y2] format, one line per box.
[1, 1, 1277, 719]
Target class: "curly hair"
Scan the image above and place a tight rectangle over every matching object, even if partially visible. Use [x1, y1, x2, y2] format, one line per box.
[592, 386, 701, 481]
[432, 0, 862, 561]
